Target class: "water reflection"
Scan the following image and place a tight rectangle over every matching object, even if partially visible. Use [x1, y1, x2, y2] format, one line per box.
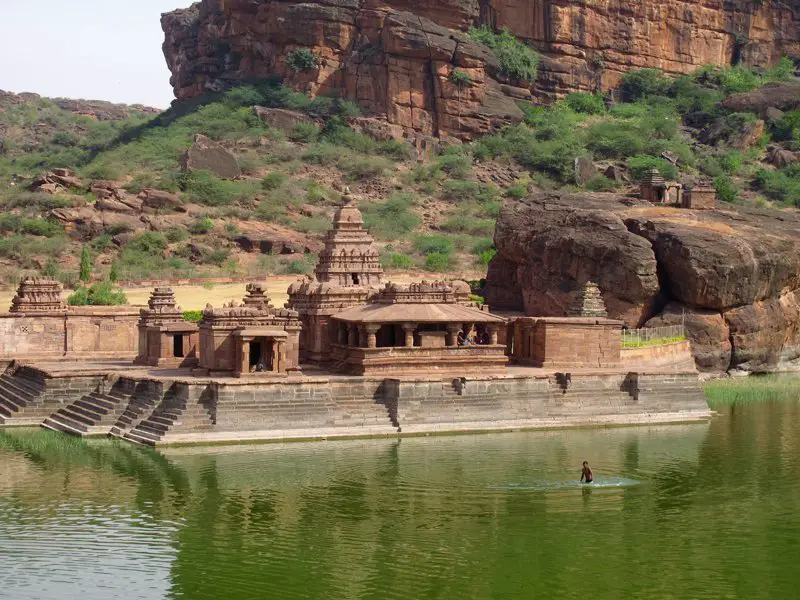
[0, 401, 799, 599]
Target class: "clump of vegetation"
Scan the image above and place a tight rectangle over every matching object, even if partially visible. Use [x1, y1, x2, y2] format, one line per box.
[183, 310, 203, 323]
[448, 69, 473, 88]
[67, 281, 128, 306]
[703, 375, 800, 407]
[285, 48, 320, 72]
[468, 26, 540, 81]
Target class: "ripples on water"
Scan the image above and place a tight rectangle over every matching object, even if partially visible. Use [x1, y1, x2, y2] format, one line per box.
[0, 398, 799, 600]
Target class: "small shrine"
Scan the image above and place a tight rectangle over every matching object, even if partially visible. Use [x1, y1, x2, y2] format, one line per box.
[508, 281, 623, 369]
[329, 281, 507, 375]
[682, 184, 716, 210]
[9, 277, 64, 312]
[287, 191, 383, 363]
[135, 288, 198, 367]
[640, 168, 682, 204]
[196, 283, 301, 377]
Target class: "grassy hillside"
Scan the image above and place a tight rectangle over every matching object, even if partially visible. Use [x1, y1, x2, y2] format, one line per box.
[0, 58, 798, 288]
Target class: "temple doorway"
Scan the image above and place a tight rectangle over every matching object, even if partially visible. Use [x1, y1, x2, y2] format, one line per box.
[173, 334, 184, 358]
[351, 273, 360, 285]
[249, 338, 275, 372]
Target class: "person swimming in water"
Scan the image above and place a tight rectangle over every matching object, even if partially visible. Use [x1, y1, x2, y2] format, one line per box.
[580, 461, 593, 484]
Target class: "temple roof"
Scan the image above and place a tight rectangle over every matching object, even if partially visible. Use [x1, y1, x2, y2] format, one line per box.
[332, 302, 505, 324]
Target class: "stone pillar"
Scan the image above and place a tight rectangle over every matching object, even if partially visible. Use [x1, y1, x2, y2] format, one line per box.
[241, 339, 250, 374]
[445, 324, 461, 347]
[488, 325, 499, 345]
[347, 324, 358, 347]
[401, 323, 416, 347]
[364, 324, 380, 349]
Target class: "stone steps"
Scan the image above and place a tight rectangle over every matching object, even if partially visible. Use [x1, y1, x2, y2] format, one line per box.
[0, 372, 47, 423]
[41, 389, 131, 437]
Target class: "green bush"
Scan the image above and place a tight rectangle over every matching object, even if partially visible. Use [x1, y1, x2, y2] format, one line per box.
[363, 193, 421, 239]
[183, 310, 203, 323]
[435, 152, 473, 179]
[713, 174, 741, 204]
[585, 120, 646, 159]
[179, 170, 255, 206]
[188, 217, 215, 235]
[414, 235, 454, 256]
[620, 68, 672, 102]
[627, 155, 678, 182]
[565, 92, 605, 115]
[67, 282, 127, 306]
[442, 180, 481, 202]
[448, 69, 473, 87]
[262, 171, 286, 190]
[772, 111, 800, 147]
[586, 175, 622, 192]
[285, 48, 319, 72]
[127, 231, 168, 254]
[290, 122, 319, 143]
[692, 64, 762, 94]
[165, 228, 189, 244]
[468, 26, 540, 81]
[424, 252, 454, 272]
[381, 253, 415, 269]
[505, 182, 528, 198]
[755, 165, 800, 206]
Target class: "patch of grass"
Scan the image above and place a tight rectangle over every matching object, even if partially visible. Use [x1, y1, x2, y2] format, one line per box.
[424, 252, 456, 272]
[621, 335, 686, 348]
[703, 375, 800, 407]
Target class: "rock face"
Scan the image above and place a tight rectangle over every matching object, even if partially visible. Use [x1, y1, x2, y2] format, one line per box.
[180, 133, 241, 179]
[487, 193, 800, 372]
[161, 0, 799, 136]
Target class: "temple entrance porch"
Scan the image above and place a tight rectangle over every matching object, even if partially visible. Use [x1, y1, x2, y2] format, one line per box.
[234, 329, 288, 377]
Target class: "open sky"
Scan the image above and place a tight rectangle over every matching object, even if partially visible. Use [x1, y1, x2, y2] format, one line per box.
[0, 0, 193, 109]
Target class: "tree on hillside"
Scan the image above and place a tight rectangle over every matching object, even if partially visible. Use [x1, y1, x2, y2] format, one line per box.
[79, 247, 92, 283]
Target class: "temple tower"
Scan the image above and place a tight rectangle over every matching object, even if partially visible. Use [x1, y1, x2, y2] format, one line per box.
[314, 191, 383, 287]
[9, 277, 64, 312]
[567, 281, 609, 318]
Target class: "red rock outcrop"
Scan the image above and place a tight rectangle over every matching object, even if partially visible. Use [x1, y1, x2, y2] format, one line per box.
[487, 193, 800, 372]
[161, 0, 799, 136]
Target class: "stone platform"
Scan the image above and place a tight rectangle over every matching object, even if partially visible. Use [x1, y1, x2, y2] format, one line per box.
[0, 359, 711, 446]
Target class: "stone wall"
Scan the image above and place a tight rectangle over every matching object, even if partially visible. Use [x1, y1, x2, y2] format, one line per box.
[0, 308, 140, 360]
[510, 317, 622, 368]
[621, 340, 695, 369]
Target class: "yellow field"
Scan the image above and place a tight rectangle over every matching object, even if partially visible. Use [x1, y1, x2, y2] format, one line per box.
[0, 274, 433, 313]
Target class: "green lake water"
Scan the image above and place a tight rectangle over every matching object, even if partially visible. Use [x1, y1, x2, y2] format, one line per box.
[1, 397, 799, 599]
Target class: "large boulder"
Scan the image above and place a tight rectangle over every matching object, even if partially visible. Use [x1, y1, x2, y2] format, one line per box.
[724, 292, 800, 372]
[138, 188, 185, 211]
[488, 193, 800, 372]
[488, 195, 660, 326]
[180, 133, 240, 179]
[253, 107, 317, 134]
[721, 82, 800, 116]
[644, 303, 732, 372]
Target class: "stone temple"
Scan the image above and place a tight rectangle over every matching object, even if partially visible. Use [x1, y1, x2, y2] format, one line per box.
[0, 194, 711, 445]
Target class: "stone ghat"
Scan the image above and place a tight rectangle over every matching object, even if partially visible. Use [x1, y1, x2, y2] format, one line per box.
[0, 364, 711, 445]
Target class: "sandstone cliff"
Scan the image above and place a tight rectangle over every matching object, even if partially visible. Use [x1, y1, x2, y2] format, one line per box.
[486, 194, 800, 372]
[161, 0, 799, 137]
